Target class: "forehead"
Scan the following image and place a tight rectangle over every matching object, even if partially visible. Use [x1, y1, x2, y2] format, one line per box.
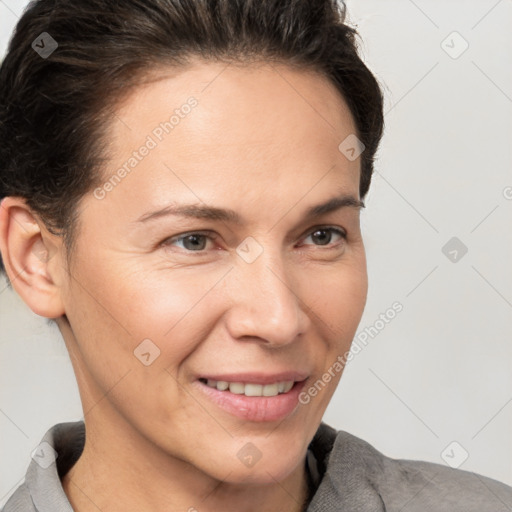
[88, 60, 361, 229]
[108, 58, 358, 163]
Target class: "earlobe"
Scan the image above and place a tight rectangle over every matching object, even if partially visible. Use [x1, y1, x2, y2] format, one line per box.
[0, 196, 66, 319]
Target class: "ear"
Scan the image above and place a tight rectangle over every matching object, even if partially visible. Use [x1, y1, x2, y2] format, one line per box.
[0, 196, 66, 318]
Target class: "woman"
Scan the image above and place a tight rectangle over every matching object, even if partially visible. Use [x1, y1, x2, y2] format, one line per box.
[0, 1, 511, 511]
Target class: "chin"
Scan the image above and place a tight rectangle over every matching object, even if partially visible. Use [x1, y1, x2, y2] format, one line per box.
[206, 439, 305, 485]
[222, 460, 302, 486]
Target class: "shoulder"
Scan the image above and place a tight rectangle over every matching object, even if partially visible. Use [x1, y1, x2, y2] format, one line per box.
[2, 421, 84, 512]
[308, 422, 512, 512]
[1, 483, 32, 512]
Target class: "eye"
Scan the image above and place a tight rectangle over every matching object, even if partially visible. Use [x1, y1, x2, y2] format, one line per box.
[162, 231, 218, 252]
[300, 226, 347, 248]
[161, 226, 347, 254]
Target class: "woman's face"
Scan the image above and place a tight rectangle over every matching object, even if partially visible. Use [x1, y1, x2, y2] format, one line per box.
[56, 60, 368, 483]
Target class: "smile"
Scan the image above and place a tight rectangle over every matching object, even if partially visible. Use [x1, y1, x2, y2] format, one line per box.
[198, 378, 295, 397]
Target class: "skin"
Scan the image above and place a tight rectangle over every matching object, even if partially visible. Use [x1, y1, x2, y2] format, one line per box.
[0, 59, 368, 512]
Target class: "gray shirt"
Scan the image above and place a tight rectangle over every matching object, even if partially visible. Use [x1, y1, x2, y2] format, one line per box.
[3, 420, 512, 511]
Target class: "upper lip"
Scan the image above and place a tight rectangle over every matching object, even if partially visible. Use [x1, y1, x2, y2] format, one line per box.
[198, 371, 309, 384]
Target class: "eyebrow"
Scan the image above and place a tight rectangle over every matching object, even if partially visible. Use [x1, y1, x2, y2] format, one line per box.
[135, 193, 364, 225]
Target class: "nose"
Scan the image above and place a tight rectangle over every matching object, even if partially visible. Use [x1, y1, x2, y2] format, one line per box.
[223, 245, 311, 347]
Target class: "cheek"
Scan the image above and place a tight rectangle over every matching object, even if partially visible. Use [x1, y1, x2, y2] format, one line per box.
[301, 255, 367, 409]
[62, 258, 221, 429]
[116, 266, 231, 353]
[74, 257, 228, 344]
[62, 256, 226, 402]
[306, 256, 368, 343]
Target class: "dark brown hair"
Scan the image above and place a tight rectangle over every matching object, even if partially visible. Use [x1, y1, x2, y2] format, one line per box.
[0, 0, 384, 281]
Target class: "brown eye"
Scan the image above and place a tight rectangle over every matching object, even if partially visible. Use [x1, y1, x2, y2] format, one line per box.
[302, 227, 346, 247]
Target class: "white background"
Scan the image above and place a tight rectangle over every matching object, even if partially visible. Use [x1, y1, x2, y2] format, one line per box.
[1, 0, 511, 506]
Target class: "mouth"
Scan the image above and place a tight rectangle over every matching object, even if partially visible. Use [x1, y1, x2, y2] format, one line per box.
[194, 374, 309, 422]
[198, 378, 296, 397]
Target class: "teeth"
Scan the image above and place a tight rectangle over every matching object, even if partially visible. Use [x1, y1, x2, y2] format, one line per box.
[283, 381, 294, 393]
[244, 383, 263, 396]
[216, 380, 229, 391]
[263, 383, 279, 396]
[204, 379, 295, 396]
[229, 382, 245, 394]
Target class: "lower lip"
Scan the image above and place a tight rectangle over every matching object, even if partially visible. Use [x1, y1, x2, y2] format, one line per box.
[193, 379, 307, 422]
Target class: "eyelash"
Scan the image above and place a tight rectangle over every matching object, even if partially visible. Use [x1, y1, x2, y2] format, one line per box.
[161, 226, 347, 254]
